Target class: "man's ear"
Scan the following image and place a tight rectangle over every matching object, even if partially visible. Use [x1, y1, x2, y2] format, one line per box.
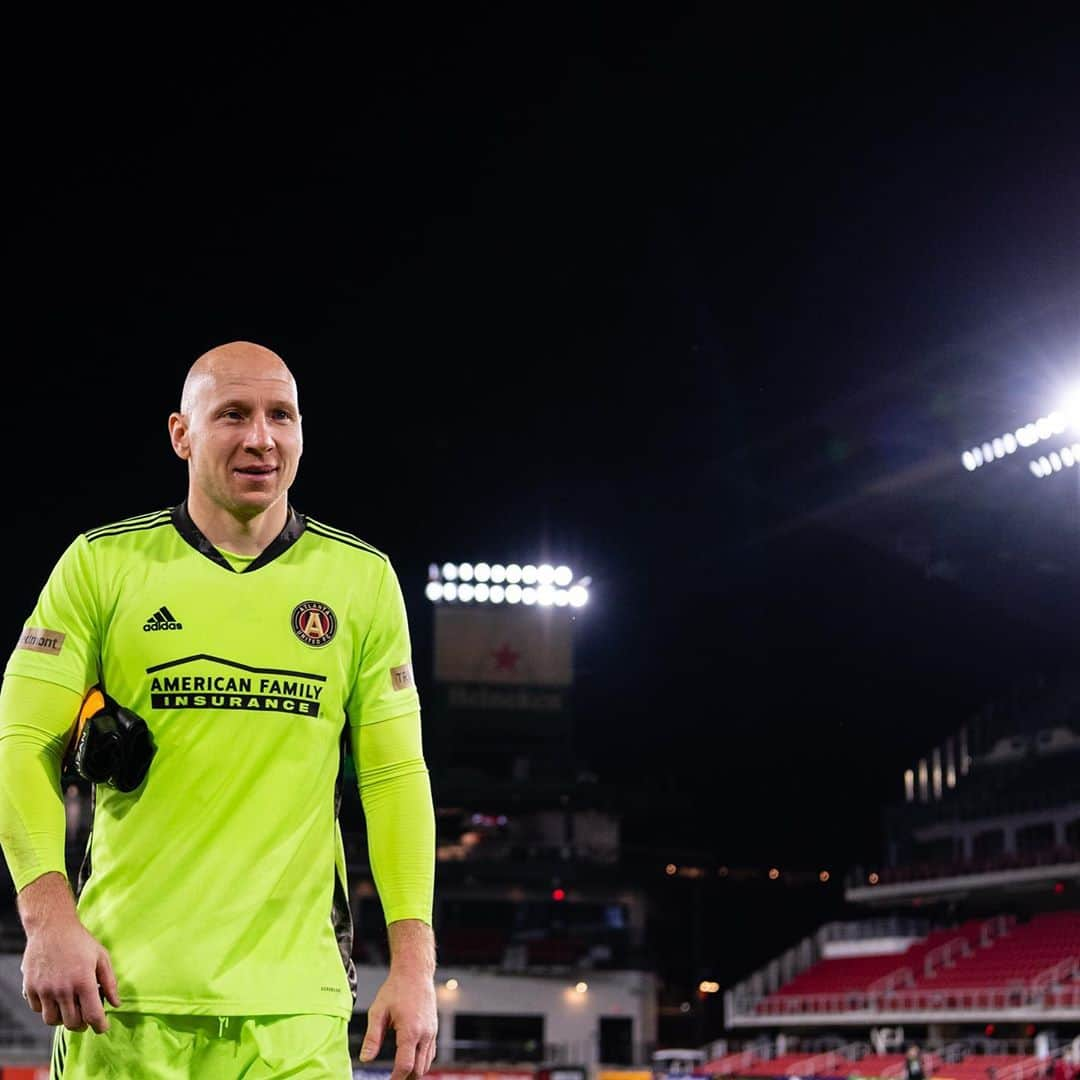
[168, 412, 191, 460]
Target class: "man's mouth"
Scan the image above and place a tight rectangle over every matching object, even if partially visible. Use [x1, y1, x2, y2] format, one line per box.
[235, 465, 277, 476]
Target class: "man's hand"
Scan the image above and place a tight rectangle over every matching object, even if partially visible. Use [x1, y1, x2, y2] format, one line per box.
[18, 872, 121, 1034]
[359, 968, 438, 1079]
[360, 919, 437, 1080]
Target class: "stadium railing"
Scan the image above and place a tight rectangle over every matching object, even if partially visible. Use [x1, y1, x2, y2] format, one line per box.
[733, 983, 1080, 1018]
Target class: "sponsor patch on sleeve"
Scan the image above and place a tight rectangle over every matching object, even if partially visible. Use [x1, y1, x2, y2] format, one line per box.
[18, 627, 66, 656]
[390, 663, 415, 692]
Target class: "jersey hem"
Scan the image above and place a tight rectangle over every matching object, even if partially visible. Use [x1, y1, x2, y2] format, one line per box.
[13, 864, 70, 895]
[1, 665, 87, 699]
[351, 704, 421, 728]
[107, 998, 354, 1020]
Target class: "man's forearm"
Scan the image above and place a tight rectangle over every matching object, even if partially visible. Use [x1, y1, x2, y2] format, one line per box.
[0, 676, 82, 892]
[388, 918, 436, 976]
[17, 871, 79, 934]
[353, 711, 436, 925]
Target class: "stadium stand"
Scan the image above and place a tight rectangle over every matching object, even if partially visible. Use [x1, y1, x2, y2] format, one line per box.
[716, 670, 1080, 1080]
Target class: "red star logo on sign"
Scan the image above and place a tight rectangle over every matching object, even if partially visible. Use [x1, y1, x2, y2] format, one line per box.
[492, 643, 520, 671]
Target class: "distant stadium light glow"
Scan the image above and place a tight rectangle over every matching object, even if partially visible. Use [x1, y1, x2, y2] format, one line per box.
[554, 589, 570, 607]
[506, 584, 522, 604]
[506, 564, 522, 583]
[960, 386, 1079, 472]
[569, 585, 589, 608]
[490, 584, 505, 603]
[474, 562, 491, 582]
[554, 565, 573, 586]
[521, 564, 538, 584]
[537, 585, 555, 606]
[442, 582, 457, 601]
[457, 583, 474, 602]
[474, 583, 490, 603]
[442, 562, 458, 581]
[1064, 386, 1080, 430]
[521, 586, 537, 605]
[490, 564, 507, 583]
[458, 562, 474, 582]
[425, 582, 442, 602]
[537, 563, 555, 585]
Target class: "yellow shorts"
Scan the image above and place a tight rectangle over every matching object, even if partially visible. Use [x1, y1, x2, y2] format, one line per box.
[51, 1011, 351, 1079]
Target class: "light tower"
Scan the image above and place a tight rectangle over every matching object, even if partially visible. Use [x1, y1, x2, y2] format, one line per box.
[424, 560, 591, 784]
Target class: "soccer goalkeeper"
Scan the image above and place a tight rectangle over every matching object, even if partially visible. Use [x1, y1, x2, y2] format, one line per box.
[0, 341, 437, 1078]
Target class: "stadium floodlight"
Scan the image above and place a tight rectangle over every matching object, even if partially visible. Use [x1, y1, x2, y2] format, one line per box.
[1029, 442, 1080, 479]
[427, 560, 590, 606]
[960, 383, 1079, 472]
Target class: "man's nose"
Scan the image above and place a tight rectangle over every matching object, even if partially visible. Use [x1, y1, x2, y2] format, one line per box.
[244, 418, 275, 452]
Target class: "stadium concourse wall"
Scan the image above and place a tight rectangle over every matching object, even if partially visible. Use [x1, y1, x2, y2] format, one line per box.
[0, 959, 658, 1079]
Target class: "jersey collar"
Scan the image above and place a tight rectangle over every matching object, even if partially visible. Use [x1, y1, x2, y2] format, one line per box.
[170, 501, 307, 573]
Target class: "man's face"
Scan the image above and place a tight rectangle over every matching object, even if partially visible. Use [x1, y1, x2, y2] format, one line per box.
[172, 359, 303, 520]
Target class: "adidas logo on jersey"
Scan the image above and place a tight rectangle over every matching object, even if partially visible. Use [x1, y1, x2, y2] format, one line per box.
[143, 606, 183, 632]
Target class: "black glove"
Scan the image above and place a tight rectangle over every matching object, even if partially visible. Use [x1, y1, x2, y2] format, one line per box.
[71, 688, 156, 793]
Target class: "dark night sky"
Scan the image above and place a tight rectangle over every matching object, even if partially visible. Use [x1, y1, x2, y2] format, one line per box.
[6, 9, 1079, 883]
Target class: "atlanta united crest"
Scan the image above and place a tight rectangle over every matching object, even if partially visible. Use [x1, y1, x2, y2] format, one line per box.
[291, 600, 338, 647]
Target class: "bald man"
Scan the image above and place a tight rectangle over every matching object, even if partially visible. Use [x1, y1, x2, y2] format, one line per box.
[0, 342, 437, 1078]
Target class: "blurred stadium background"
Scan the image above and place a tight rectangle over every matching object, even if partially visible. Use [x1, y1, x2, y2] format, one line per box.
[0, 542, 1076, 1079]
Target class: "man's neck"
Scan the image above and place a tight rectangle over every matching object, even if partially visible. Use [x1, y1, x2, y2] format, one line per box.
[186, 491, 288, 556]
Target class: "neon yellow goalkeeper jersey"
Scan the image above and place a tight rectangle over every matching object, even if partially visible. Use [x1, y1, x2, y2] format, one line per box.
[3, 504, 420, 1019]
